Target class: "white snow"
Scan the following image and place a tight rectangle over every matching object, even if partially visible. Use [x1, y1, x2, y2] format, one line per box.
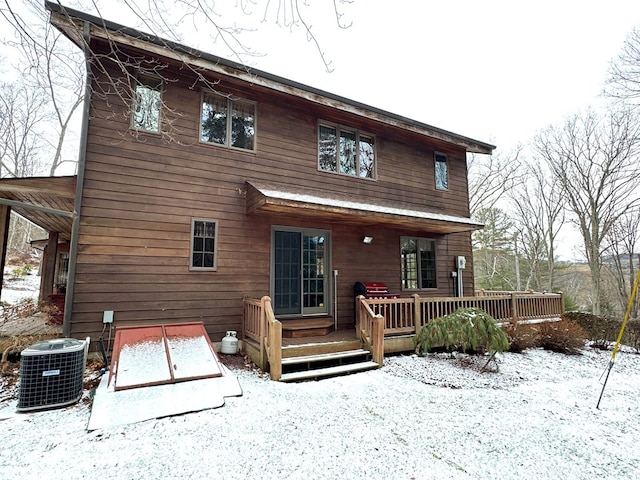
[1, 269, 40, 305]
[1, 346, 639, 479]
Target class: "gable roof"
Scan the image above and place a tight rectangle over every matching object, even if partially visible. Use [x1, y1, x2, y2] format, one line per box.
[46, 1, 495, 155]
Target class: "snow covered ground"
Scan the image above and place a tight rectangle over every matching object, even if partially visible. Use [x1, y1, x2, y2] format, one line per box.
[1, 268, 40, 305]
[1, 346, 639, 479]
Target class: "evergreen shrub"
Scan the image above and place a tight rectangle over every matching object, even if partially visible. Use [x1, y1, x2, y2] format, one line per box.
[414, 307, 509, 355]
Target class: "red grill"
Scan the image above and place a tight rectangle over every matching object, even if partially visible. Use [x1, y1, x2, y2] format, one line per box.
[354, 281, 400, 299]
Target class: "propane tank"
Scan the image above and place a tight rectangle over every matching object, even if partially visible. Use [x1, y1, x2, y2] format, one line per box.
[221, 331, 239, 354]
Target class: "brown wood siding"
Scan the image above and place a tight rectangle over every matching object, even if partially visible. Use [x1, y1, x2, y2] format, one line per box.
[70, 45, 477, 343]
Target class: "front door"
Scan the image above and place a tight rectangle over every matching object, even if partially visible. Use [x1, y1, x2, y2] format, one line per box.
[272, 228, 330, 316]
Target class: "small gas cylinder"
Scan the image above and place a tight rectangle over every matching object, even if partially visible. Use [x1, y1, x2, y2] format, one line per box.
[221, 330, 239, 354]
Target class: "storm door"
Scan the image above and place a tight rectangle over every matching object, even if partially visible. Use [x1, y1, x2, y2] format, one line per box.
[272, 228, 330, 316]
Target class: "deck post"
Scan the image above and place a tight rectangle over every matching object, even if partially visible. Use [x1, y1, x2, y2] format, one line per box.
[372, 314, 384, 366]
[412, 294, 422, 333]
[260, 296, 269, 370]
[269, 318, 282, 381]
[510, 292, 518, 322]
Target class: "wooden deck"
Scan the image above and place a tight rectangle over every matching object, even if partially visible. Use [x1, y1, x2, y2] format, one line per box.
[0, 313, 63, 337]
[243, 292, 565, 381]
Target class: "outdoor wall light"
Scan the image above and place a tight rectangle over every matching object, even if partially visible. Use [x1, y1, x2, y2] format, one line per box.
[362, 236, 373, 244]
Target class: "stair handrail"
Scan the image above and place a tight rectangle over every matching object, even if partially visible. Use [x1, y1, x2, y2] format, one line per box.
[261, 296, 282, 381]
[356, 295, 384, 366]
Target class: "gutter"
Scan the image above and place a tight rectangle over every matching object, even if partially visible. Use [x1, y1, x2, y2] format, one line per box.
[62, 19, 91, 338]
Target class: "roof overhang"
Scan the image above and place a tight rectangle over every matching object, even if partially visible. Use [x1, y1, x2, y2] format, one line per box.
[246, 181, 483, 234]
[0, 176, 76, 241]
[46, 1, 496, 155]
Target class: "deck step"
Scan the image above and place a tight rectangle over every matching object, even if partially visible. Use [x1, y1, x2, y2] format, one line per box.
[279, 361, 379, 382]
[281, 349, 370, 366]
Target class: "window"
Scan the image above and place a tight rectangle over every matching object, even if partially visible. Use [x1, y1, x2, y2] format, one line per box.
[132, 75, 162, 133]
[201, 92, 255, 151]
[435, 153, 448, 190]
[318, 123, 375, 178]
[400, 237, 436, 289]
[190, 219, 218, 270]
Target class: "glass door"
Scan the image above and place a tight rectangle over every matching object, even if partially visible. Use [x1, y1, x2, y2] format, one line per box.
[272, 228, 330, 316]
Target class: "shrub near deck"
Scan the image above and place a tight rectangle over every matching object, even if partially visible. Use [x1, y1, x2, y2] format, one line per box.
[414, 307, 509, 355]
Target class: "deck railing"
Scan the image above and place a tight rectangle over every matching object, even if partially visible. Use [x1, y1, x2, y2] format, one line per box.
[364, 291, 564, 335]
[242, 295, 282, 379]
[355, 296, 384, 366]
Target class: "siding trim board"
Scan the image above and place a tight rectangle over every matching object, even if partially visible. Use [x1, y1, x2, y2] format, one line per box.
[246, 181, 483, 234]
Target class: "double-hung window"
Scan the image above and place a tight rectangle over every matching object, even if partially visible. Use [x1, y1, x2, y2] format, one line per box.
[435, 153, 448, 190]
[132, 75, 162, 133]
[190, 219, 218, 271]
[318, 123, 375, 179]
[200, 92, 256, 151]
[400, 237, 437, 289]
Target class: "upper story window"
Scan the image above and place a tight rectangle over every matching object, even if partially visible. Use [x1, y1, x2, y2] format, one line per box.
[190, 219, 218, 271]
[132, 75, 162, 133]
[200, 92, 256, 151]
[400, 237, 437, 289]
[318, 123, 375, 179]
[435, 153, 448, 190]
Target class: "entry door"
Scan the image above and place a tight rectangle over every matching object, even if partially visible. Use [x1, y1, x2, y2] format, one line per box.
[272, 229, 329, 316]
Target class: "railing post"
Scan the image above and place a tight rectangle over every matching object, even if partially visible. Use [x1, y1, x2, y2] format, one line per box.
[270, 320, 282, 381]
[510, 292, 518, 323]
[372, 314, 384, 366]
[260, 295, 269, 370]
[355, 295, 364, 337]
[412, 293, 421, 333]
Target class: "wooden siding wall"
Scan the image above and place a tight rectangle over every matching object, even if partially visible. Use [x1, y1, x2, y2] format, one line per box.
[70, 42, 476, 343]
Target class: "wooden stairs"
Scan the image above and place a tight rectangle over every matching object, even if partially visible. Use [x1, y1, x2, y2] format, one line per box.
[278, 332, 379, 382]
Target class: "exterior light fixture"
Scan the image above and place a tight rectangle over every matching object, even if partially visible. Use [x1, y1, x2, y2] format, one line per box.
[362, 236, 373, 244]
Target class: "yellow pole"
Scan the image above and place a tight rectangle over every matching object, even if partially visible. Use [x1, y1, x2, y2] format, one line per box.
[596, 267, 640, 409]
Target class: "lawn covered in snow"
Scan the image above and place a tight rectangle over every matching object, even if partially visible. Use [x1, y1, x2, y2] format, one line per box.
[1, 346, 638, 479]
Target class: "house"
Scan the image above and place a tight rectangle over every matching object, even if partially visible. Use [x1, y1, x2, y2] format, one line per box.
[1, 2, 508, 376]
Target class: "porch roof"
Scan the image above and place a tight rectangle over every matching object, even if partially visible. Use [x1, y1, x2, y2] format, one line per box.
[245, 181, 483, 234]
[0, 176, 76, 241]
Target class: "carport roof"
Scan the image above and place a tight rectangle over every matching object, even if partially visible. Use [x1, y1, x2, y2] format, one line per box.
[0, 176, 76, 241]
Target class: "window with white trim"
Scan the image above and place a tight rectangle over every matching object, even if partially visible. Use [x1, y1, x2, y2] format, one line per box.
[190, 219, 218, 270]
[400, 237, 436, 289]
[435, 153, 448, 190]
[132, 75, 162, 133]
[200, 92, 255, 151]
[318, 123, 375, 178]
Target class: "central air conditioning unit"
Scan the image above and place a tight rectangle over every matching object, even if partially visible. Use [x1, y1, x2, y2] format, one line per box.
[17, 337, 89, 412]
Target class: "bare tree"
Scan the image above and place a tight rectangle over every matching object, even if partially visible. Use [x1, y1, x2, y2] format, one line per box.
[0, 82, 49, 177]
[510, 161, 566, 292]
[533, 107, 640, 315]
[472, 207, 516, 291]
[467, 148, 524, 218]
[605, 26, 640, 106]
[1, 0, 84, 175]
[603, 210, 640, 319]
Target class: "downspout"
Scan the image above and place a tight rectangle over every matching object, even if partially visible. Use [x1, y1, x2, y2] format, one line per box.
[62, 20, 91, 337]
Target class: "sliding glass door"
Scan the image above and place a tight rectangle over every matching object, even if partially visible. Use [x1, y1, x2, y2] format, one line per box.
[272, 228, 330, 316]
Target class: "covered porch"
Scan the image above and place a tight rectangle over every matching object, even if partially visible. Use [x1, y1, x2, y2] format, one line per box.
[0, 176, 76, 315]
[242, 291, 564, 381]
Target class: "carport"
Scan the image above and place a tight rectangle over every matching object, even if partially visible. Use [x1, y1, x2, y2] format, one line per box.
[0, 176, 76, 306]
